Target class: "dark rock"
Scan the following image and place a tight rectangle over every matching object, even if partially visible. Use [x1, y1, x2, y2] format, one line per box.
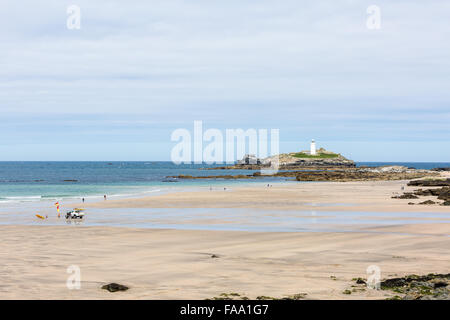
[408, 178, 450, 187]
[211, 254, 219, 258]
[434, 281, 448, 289]
[392, 193, 419, 199]
[294, 170, 434, 182]
[168, 168, 437, 182]
[381, 274, 450, 296]
[381, 278, 408, 289]
[101, 283, 129, 292]
[437, 187, 450, 201]
[418, 200, 436, 205]
[403, 293, 423, 300]
[382, 274, 446, 288]
[413, 188, 434, 196]
[431, 167, 450, 172]
[410, 186, 450, 205]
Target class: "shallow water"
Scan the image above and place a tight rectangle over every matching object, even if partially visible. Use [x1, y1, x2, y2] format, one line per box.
[1, 207, 449, 233]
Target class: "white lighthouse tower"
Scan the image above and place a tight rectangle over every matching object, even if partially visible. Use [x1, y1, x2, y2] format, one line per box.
[310, 139, 317, 155]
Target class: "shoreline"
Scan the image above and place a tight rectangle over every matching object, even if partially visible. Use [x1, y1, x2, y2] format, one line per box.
[1, 162, 447, 206]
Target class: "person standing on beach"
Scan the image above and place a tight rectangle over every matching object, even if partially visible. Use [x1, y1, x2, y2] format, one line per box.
[82, 198, 85, 203]
[104, 195, 107, 200]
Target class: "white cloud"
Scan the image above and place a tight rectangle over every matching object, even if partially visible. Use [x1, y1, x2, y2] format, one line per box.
[0, 0, 449, 160]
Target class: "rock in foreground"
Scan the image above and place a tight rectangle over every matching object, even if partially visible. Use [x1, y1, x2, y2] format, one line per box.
[380, 274, 450, 300]
[101, 283, 129, 292]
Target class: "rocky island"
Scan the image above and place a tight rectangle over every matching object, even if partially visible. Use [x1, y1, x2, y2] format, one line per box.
[210, 147, 355, 170]
[169, 140, 439, 183]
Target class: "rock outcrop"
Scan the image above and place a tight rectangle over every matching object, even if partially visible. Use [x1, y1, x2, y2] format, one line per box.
[392, 179, 450, 206]
[101, 283, 129, 292]
[418, 200, 436, 205]
[380, 273, 450, 300]
[210, 149, 355, 170]
[265, 151, 355, 169]
[407, 178, 450, 187]
[431, 167, 450, 172]
[169, 168, 436, 182]
[392, 193, 419, 199]
[294, 169, 434, 182]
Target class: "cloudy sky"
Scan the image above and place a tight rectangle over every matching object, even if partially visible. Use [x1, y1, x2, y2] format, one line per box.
[0, 0, 449, 161]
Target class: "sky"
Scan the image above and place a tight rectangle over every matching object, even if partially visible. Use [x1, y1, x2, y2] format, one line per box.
[0, 0, 449, 161]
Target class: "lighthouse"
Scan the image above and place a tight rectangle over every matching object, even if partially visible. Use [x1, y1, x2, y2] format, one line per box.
[310, 139, 317, 155]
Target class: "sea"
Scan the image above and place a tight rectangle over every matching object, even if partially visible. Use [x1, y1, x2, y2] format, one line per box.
[0, 161, 448, 204]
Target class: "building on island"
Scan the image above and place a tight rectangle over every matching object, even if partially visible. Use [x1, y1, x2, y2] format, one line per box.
[237, 154, 261, 165]
[310, 139, 316, 155]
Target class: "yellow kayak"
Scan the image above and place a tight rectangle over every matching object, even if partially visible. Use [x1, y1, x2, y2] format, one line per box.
[36, 214, 46, 220]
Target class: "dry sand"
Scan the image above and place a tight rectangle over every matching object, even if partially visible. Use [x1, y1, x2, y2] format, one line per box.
[0, 179, 449, 300]
[1, 224, 448, 300]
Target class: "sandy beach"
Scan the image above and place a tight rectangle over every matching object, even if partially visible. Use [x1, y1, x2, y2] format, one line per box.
[0, 179, 449, 300]
[1, 223, 449, 300]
